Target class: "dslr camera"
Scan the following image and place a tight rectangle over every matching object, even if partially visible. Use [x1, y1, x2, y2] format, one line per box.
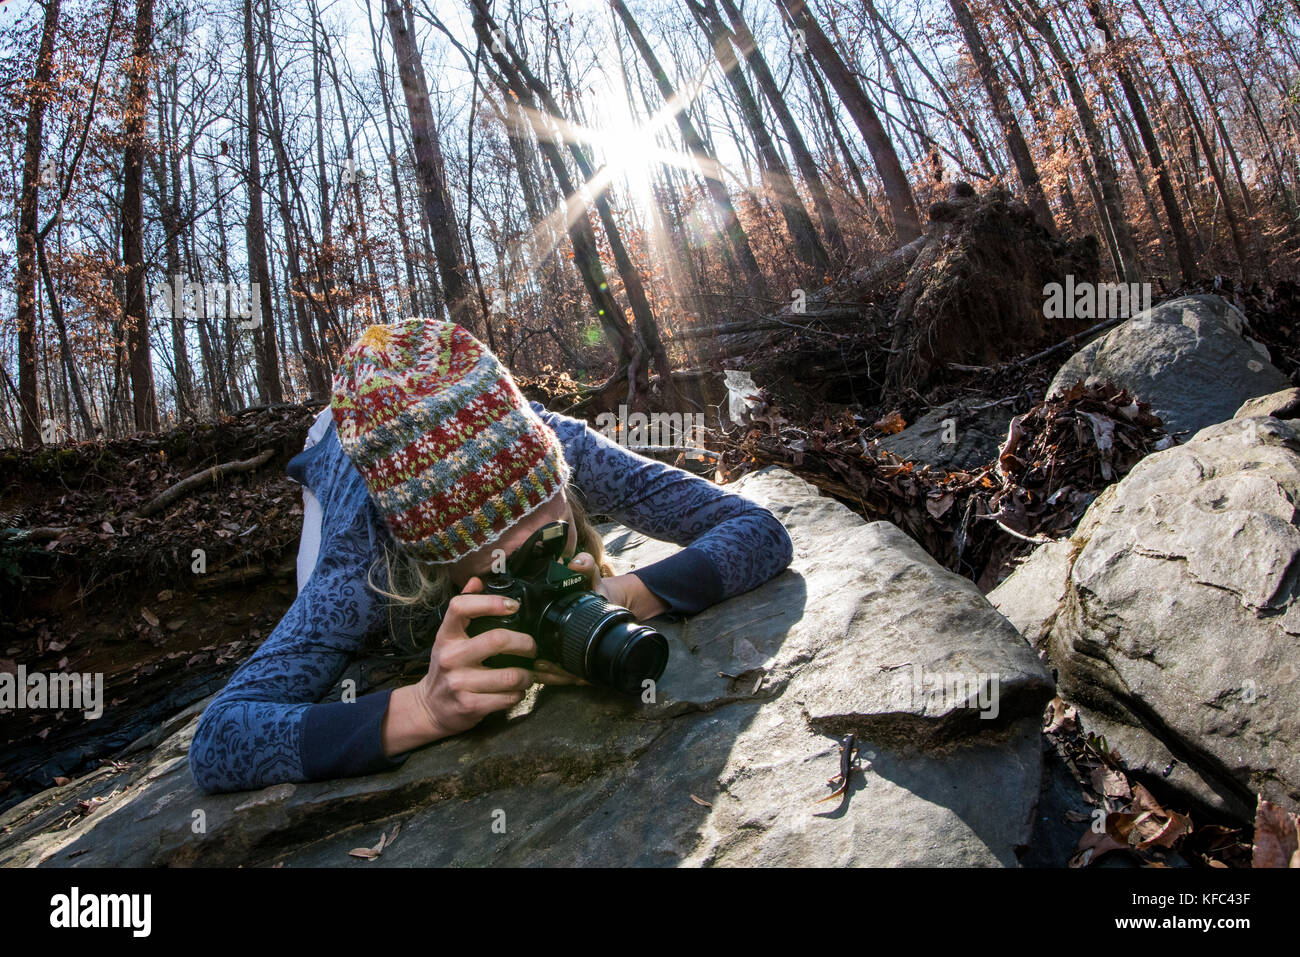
[450, 521, 669, 695]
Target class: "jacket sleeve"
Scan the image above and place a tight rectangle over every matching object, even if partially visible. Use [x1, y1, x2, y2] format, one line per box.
[532, 402, 793, 615]
[188, 428, 408, 794]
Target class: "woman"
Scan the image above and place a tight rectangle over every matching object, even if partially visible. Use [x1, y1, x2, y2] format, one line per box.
[189, 318, 793, 793]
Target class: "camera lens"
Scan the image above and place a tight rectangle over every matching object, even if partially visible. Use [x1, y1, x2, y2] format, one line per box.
[592, 620, 670, 695]
[545, 593, 669, 694]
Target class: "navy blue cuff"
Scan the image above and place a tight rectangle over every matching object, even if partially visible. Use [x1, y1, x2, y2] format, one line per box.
[300, 689, 409, 781]
[630, 546, 724, 616]
[286, 439, 325, 485]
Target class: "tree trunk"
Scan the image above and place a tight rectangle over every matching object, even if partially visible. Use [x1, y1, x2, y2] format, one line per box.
[1085, 0, 1196, 281]
[243, 0, 281, 403]
[471, 15, 636, 396]
[383, 0, 481, 335]
[775, 0, 922, 243]
[610, 0, 767, 298]
[15, 0, 61, 447]
[122, 0, 160, 432]
[1010, 0, 1140, 282]
[947, 0, 1055, 232]
[688, 0, 830, 276]
[716, 0, 845, 262]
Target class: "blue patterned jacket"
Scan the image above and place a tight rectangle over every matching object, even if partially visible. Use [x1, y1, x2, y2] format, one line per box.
[188, 402, 793, 793]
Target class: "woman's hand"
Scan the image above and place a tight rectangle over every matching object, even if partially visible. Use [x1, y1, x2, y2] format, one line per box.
[383, 576, 596, 756]
[385, 577, 538, 754]
[566, 552, 670, 621]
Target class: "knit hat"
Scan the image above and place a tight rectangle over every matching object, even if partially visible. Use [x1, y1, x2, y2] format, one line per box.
[330, 318, 571, 565]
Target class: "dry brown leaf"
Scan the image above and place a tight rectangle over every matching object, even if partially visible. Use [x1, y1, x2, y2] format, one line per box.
[349, 823, 401, 861]
[1130, 782, 1165, 814]
[141, 607, 159, 628]
[53, 776, 70, 787]
[1090, 766, 1131, 800]
[379, 822, 401, 851]
[689, 794, 712, 808]
[1070, 821, 1131, 867]
[1141, 810, 1192, 850]
[1252, 798, 1300, 868]
[925, 491, 955, 519]
[871, 411, 906, 435]
[1045, 696, 1078, 734]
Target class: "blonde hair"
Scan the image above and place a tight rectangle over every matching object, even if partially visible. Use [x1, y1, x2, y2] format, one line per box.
[366, 484, 614, 652]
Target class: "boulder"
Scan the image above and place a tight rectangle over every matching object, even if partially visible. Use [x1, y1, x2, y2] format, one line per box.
[991, 416, 1300, 822]
[877, 399, 1011, 471]
[1235, 388, 1300, 421]
[1048, 294, 1290, 438]
[1, 468, 1054, 867]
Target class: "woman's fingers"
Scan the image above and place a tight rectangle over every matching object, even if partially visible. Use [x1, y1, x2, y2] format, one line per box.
[567, 552, 602, 589]
[533, 659, 592, 686]
[458, 666, 535, 694]
[441, 588, 521, 637]
[442, 626, 536, 670]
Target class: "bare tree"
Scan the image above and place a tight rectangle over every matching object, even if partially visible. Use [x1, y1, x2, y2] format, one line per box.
[775, 0, 922, 243]
[14, 0, 62, 447]
[383, 0, 483, 336]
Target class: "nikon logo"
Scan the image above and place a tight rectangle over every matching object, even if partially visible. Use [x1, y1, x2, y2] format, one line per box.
[1043, 274, 1151, 320]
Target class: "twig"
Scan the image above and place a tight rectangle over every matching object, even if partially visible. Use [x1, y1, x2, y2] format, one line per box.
[134, 449, 276, 519]
[991, 519, 1056, 545]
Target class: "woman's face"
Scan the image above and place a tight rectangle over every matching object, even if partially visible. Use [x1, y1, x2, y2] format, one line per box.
[447, 487, 578, 589]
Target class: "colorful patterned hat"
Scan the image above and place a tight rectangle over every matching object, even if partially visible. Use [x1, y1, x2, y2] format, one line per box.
[330, 319, 570, 565]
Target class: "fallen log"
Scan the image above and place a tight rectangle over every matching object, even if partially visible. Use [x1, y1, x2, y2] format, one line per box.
[680, 236, 925, 360]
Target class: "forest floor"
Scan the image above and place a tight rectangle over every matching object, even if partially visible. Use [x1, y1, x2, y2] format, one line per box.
[3, 279, 1297, 866]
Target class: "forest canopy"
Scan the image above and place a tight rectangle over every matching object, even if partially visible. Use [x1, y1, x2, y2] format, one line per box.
[1, 0, 1297, 447]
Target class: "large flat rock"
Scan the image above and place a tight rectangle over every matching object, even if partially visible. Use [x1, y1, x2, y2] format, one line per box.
[2, 468, 1053, 867]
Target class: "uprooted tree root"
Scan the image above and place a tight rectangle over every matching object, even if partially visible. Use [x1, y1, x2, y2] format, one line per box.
[883, 185, 1103, 400]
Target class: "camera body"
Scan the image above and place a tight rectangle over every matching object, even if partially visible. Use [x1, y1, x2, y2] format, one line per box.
[455, 521, 669, 695]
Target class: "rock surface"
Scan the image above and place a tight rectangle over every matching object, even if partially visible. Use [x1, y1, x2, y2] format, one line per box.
[991, 416, 1300, 823]
[1, 468, 1054, 867]
[1048, 294, 1290, 438]
[878, 399, 1011, 471]
[1235, 388, 1300, 421]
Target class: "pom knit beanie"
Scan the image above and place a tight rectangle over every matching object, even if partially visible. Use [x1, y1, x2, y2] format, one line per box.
[330, 318, 570, 565]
